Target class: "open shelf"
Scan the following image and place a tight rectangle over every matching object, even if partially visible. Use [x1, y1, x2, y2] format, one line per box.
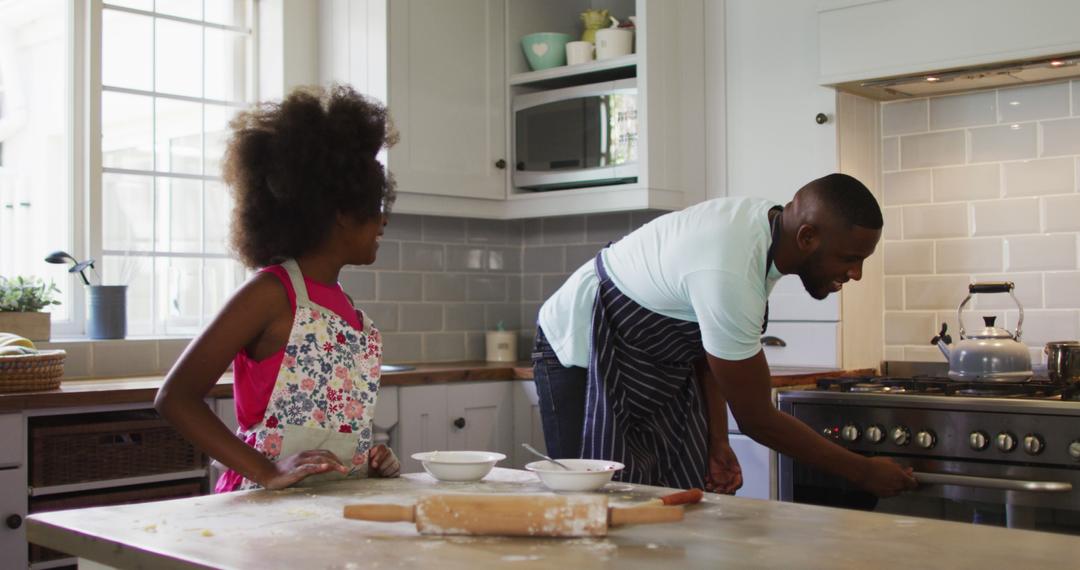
[510, 53, 637, 88]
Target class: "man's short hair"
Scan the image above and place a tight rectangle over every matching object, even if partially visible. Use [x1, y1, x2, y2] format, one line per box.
[810, 173, 883, 230]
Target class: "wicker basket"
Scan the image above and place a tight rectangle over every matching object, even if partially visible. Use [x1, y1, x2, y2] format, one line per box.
[30, 410, 205, 487]
[0, 349, 65, 393]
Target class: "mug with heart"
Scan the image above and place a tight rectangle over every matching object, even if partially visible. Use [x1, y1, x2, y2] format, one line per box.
[521, 32, 573, 71]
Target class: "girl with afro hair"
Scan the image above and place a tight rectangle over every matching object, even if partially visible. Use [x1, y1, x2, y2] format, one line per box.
[156, 85, 400, 491]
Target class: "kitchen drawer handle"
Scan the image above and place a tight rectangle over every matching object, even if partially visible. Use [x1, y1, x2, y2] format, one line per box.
[761, 336, 787, 347]
[914, 471, 1072, 493]
[453, 417, 466, 429]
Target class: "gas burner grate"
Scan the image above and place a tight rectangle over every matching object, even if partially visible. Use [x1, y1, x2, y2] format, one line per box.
[814, 376, 1069, 399]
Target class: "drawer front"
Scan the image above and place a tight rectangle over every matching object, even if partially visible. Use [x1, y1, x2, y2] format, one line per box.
[767, 275, 840, 321]
[762, 322, 840, 368]
[729, 433, 774, 500]
[0, 414, 24, 468]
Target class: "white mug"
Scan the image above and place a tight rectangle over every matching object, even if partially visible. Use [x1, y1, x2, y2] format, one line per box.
[566, 40, 594, 65]
[595, 28, 634, 60]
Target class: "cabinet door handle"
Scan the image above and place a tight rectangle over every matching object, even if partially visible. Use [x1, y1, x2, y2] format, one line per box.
[815, 113, 829, 125]
[761, 336, 787, 347]
[6, 514, 22, 529]
[453, 417, 466, 429]
[494, 159, 507, 169]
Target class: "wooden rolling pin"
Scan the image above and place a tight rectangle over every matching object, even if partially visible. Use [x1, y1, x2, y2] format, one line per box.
[343, 494, 683, 537]
[632, 488, 704, 508]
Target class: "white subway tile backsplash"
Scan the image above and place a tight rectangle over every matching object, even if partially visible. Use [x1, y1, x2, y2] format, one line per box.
[971, 198, 1040, 236]
[884, 241, 934, 275]
[1043, 195, 1080, 232]
[935, 238, 1003, 273]
[932, 164, 1000, 202]
[931, 91, 996, 130]
[884, 346, 904, 361]
[884, 79, 1080, 363]
[885, 277, 903, 310]
[883, 99, 928, 136]
[900, 131, 965, 168]
[997, 82, 1070, 123]
[883, 137, 899, 171]
[904, 346, 946, 362]
[1002, 158, 1074, 197]
[1010, 310, 1080, 346]
[1042, 117, 1080, 157]
[971, 273, 1043, 310]
[884, 312, 935, 344]
[970, 123, 1037, 162]
[1006, 234, 1078, 271]
[883, 207, 902, 240]
[1044, 272, 1080, 308]
[883, 170, 932, 206]
[902, 203, 968, 239]
[905, 275, 971, 310]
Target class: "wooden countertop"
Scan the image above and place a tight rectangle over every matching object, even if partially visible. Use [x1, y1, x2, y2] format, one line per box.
[27, 468, 1080, 569]
[0, 362, 870, 412]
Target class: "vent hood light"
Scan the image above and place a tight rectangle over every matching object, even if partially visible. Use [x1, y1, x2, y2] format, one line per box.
[834, 53, 1080, 101]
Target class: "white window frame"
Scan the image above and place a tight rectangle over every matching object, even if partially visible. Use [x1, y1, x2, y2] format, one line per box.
[68, 0, 257, 338]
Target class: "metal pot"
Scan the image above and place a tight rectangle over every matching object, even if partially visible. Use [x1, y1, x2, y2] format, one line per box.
[1045, 341, 1080, 385]
[931, 282, 1032, 383]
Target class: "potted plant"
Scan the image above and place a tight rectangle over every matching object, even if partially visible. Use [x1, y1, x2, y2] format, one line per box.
[0, 276, 60, 341]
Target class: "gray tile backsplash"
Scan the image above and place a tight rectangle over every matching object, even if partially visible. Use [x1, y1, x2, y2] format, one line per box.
[340, 211, 658, 363]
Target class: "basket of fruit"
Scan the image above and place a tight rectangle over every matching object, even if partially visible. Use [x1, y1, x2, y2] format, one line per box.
[0, 333, 65, 393]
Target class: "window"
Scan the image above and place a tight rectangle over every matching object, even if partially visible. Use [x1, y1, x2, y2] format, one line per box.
[94, 0, 253, 336]
[0, 1, 75, 324]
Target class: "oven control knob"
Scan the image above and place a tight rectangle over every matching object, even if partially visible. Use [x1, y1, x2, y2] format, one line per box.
[996, 432, 1017, 452]
[891, 426, 911, 446]
[865, 425, 884, 444]
[915, 430, 936, 449]
[841, 424, 860, 442]
[1022, 434, 1044, 456]
[1069, 440, 1080, 460]
[969, 431, 989, 451]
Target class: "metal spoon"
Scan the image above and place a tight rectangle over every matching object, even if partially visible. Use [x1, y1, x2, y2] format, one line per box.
[520, 443, 571, 470]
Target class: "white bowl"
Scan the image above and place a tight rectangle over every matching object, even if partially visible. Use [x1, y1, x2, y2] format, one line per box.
[411, 451, 505, 482]
[525, 459, 625, 491]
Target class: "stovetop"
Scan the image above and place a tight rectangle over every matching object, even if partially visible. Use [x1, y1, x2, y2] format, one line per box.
[814, 375, 1080, 400]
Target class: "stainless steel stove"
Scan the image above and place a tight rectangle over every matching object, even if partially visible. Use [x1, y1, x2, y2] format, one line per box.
[778, 369, 1080, 534]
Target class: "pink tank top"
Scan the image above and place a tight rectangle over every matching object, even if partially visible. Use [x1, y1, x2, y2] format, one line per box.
[231, 265, 362, 430]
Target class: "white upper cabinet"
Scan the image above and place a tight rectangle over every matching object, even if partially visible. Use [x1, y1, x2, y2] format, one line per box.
[387, 0, 507, 203]
[318, 0, 706, 219]
[818, 0, 1080, 84]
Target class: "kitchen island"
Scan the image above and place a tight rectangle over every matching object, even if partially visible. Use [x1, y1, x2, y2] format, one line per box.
[26, 468, 1079, 569]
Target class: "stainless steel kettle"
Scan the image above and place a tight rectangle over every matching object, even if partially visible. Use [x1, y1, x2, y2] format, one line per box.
[931, 282, 1032, 383]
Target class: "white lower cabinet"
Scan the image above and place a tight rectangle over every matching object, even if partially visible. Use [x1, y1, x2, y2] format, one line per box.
[397, 382, 514, 474]
[729, 434, 773, 500]
[511, 380, 545, 469]
[0, 467, 28, 569]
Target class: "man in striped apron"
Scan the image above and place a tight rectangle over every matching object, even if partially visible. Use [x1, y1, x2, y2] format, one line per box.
[533, 173, 917, 497]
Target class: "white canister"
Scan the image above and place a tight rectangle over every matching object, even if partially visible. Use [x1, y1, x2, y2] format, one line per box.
[485, 330, 518, 362]
[566, 41, 595, 65]
[595, 28, 634, 60]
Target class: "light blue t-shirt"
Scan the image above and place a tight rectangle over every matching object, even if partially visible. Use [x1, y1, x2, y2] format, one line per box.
[538, 196, 783, 367]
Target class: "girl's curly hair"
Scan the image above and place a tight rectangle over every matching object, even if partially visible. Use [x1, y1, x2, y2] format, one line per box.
[223, 84, 397, 268]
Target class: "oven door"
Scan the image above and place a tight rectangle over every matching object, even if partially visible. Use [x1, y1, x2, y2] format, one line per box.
[512, 78, 638, 190]
[780, 454, 1080, 534]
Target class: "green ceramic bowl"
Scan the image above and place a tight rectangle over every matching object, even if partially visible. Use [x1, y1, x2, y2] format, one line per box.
[521, 32, 573, 71]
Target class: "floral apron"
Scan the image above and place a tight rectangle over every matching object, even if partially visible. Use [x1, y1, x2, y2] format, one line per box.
[235, 259, 381, 490]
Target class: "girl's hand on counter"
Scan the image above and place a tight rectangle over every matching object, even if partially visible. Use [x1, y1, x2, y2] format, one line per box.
[258, 449, 347, 490]
[369, 444, 401, 478]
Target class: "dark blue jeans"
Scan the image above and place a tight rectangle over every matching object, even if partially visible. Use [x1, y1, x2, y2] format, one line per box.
[531, 326, 588, 460]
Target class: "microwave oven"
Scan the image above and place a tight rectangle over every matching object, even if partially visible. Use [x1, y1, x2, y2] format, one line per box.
[512, 78, 638, 191]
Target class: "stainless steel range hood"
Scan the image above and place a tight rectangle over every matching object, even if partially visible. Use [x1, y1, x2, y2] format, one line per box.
[832, 52, 1080, 101]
